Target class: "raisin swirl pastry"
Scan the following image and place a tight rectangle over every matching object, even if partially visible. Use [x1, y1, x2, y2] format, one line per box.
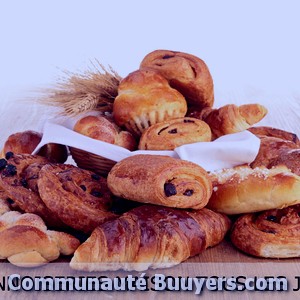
[140, 49, 214, 109]
[107, 155, 212, 210]
[231, 205, 300, 258]
[37, 164, 117, 233]
[70, 205, 231, 271]
[138, 117, 212, 150]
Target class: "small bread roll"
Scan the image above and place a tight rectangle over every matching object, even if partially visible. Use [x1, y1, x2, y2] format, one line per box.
[139, 117, 211, 150]
[74, 115, 137, 150]
[113, 69, 187, 136]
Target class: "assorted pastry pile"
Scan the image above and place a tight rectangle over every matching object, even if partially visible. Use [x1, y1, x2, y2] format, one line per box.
[0, 49, 300, 271]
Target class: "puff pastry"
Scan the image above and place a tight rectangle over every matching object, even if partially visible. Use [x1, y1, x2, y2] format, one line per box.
[107, 155, 212, 209]
[70, 205, 231, 271]
[231, 205, 300, 258]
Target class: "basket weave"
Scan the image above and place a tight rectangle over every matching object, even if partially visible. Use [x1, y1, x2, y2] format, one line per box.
[70, 147, 116, 176]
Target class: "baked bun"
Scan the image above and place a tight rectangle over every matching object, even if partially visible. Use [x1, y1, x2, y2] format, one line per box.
[74, 114, 137, 150]
[0, 210, 80, 267]
[113, 69, 187, 136]
[1, 130, 68, 163]
[140, 49, 214, 109]
[138, 117, 211, 150]
[231, 205, 300, 258]
[207, 165, 300, 214]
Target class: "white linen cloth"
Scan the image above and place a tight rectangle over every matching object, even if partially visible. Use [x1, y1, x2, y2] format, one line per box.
[33, 120, 260, 172]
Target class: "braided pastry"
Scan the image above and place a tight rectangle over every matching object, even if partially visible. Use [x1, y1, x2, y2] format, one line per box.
[231, 205, 300, 258]
[70, 205, 231, 271]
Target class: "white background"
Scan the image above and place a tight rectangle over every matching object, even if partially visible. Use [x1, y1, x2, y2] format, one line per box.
[0, 0, 299, 143]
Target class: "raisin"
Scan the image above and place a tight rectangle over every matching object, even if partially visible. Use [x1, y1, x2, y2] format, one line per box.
[262, 229, 276, 234]
[80, 185, 87, 191]
[183, 189, 194, 196]
[164, 182, 177, 197]
[5, 152, 14, 160]
[20, 178, 28, 188]
[90, 189, 102, 198]
[0, 159, 7, 170]
[184, 119, 195, 123]
[6, 198, 15, 205]
[91, 174, 100, 181]
[168, 128, 177, 134]
[2, 164, 17, 177]
[162, 54, 174, 59]
[266, 215, 277, 222]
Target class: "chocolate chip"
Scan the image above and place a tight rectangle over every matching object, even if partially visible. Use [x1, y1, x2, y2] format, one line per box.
[162, 55, 174, 59]
[5, 152, 14, 160]
[91, 174, 100, 181]
[2, 164, 17, 177]
[20, 178, 28, 188]
[80, 185, 87, 191]
[168, 128, 177, 134]
[164, 182, 177, 197]
[0, 159, 7, 170]
[183, 189, 194, 196]
[184, 119, 195, 123]
[90, 189, 102, 198]
[266, 215, 277, 222]
[6, 198, 15, 205]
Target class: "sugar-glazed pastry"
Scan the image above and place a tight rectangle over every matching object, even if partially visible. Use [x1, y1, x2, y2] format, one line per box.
[140, 49, 214, 110]
[139, 117, 211, 150]
[113, 69, 187, 136]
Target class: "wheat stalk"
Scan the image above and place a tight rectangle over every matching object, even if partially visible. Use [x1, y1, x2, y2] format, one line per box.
[40, 62, 122, 116]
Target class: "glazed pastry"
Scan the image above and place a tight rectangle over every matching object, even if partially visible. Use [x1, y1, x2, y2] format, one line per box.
[250, 136, 299, 168]
[113, 69, 187, 136]
[248, 126, 300, 146]
[231, 205, 300, 258]
[138, 117, 212, 150]
[37, 164, 117, 233]
[0, 154, 63, 227]
[107, 155, 212, 209]
[140, 49, 214, 109]
[1, 130, 68, 163]
[188, 104, 268, 139]
[207, 165, 300, 214]
[70, 205, 231, 271]
[0, 210, 80, 267]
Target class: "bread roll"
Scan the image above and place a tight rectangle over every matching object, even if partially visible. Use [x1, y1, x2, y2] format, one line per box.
[207, 165, 300, 214]
[107, 155, 212, 210]
[138, 117, 211, 150]
[113, 69, 187, 136]
[140, 49, 214, 109]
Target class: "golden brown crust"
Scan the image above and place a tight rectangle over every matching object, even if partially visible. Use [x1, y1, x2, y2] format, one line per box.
[231, 205, 300, 258]
[0, 211, 80, 267]
[37, 164, 117, 233]
[113, 69, 187, 136]
[107, 155, 212, 210]
[250, 136, 299, 168]
[208, 165, 300, 214]
[248, 126, 300, 146]
[197, 104, 268, 139]
[140, 49, 214, 109]
[138, 117, 212, 150]
[70, 205, 231, 271]
[74, 115, 137, 150]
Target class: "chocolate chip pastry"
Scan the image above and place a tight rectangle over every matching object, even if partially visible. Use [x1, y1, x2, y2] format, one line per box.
[107, 155, 212, 210]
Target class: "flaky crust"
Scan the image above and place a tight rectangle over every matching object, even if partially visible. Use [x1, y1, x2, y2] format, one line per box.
[231, 205, 300, 258]
[138, 117, 212, 150]
[113, 69, 187, 136]
[0, 211, 80, 267]
[107, 155, 212, 210]
[189, 104, 268, 139]
[37, 164, 116, 233]
[74, 115, 137, 150]
[208, 165, 300, 214]
[140, 49, 214, 109]
[70, 205, 231, 271]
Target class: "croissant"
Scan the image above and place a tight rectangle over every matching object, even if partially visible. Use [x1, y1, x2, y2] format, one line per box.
[188, 104, 268, 139]
[70, 205, 231, 271]
[207, 165, 300, 214]
[107, 155, 212, 209]
[231, 205, 300, 258]
[0, 203, 80, 267]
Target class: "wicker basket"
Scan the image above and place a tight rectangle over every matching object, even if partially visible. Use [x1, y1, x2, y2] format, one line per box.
[70, 147, 117, 176]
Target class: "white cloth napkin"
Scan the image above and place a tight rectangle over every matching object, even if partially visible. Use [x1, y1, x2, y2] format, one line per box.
[33, 120, 260, 172]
